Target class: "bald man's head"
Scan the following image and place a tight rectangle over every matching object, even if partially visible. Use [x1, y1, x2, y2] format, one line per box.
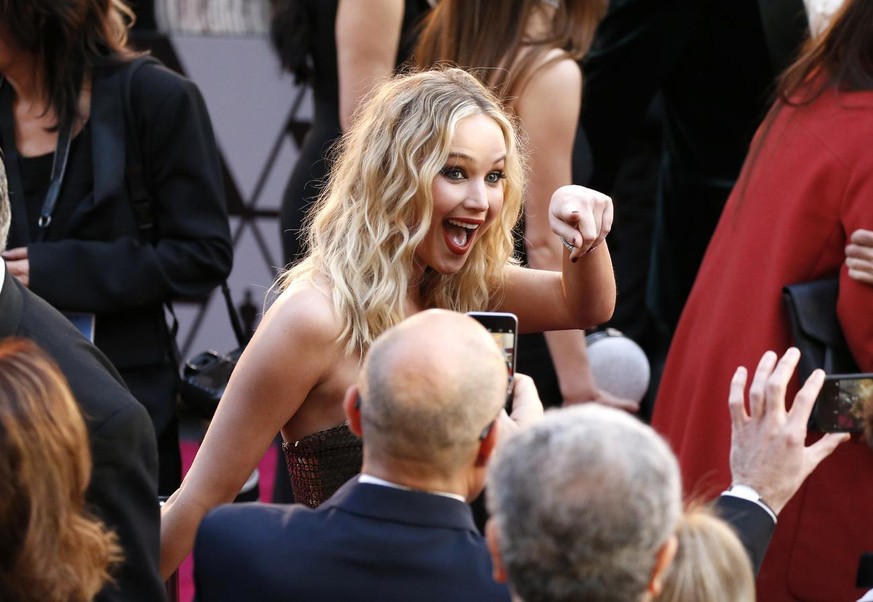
[359, 310, 508, 470]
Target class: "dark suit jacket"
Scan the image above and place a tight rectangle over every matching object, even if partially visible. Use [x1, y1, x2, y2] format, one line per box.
[581, 0, 807, 328]
[715, 494, 775, 574]
[194, 478, 511, 602]
[0, 269, 165, 602]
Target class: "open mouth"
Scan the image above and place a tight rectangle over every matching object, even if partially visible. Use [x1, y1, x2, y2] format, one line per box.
[443, 218, 480, 254]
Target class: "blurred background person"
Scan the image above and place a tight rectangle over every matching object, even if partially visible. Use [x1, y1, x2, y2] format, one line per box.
[0, 0, 233, 496]
[580, 0, 811, 399]
[414, 0, 638, 413]
[0, 338, 122, 602]
[271, 0, 430, 265]
[651, 0, 873, 598]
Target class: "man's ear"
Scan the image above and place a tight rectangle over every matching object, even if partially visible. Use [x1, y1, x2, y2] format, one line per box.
[343, 385, 363, 436]
[485, 519, 509, 584]
[647, 533, 678, 598]
[475, 419, 499, 467]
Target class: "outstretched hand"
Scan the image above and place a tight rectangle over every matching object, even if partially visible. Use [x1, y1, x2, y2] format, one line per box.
[728, 348, 849, 515]
[548, 185, 613, 262]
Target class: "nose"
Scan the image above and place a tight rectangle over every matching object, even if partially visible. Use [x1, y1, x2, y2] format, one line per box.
[463, 179, 489, 211]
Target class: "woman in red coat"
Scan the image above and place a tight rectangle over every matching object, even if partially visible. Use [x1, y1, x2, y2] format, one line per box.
[651, 1, 873, 600]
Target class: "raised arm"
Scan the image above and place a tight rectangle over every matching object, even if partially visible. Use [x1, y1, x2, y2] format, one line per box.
[336, 0, 404, 131]
[500, 183, 616, 335]
[718, 348, 848, 572]
[159, 285, 345, 578]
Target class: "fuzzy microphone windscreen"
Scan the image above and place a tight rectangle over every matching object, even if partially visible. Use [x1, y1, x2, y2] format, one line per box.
[585, 329, 651, 403]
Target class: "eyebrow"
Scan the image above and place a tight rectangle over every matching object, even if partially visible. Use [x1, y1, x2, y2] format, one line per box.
[446, 152, 507, 164]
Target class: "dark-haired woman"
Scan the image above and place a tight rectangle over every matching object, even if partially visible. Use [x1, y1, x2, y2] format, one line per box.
[651, 0, 873, 598]
[0, 0, 233, 496]
[271, 0, 431, 265]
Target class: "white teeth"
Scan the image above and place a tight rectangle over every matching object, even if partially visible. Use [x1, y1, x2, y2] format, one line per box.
[446, 219, 479, 230]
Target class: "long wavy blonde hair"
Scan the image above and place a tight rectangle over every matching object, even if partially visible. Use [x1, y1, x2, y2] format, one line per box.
[280, 67, 525, 354]
[0, 339, 122, 602]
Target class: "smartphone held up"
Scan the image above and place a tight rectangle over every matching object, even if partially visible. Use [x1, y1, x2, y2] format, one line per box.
[812, 374, 873, 433]
[467, 312, 517, 411]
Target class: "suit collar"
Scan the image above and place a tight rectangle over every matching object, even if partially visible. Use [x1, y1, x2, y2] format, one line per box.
[324, 477, 481, 534]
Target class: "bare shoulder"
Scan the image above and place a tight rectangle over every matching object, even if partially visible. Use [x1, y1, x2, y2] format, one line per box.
[520, 52, 582, 104]
[516, 53, 582, 134]
[220, 279, 348, 429]
[260, 280, 344, 348]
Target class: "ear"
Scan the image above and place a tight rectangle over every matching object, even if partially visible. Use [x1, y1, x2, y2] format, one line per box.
[343, 385, 363, 437]
[647, 533, 678, 598]
[475, 419, 499, 467]
[485, 519, 509, 584]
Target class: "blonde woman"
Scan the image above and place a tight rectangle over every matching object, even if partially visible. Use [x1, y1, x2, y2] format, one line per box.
[0, 338, 122, 602]
[659, 505, 755, 602]
[160, 67, 616, 578]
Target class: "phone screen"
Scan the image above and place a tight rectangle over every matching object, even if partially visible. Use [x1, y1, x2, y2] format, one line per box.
[467, 312, 517, 377]
[488, 329, 516, 378]
[813, 374, 873, 433]
[467, 312, 518, 411]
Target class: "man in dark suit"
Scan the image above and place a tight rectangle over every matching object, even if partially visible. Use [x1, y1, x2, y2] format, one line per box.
[194, 309, 541, 601]
[0, 158, 165, 601]
[484, 348, 847, 601]
[581, 0, 809, 337]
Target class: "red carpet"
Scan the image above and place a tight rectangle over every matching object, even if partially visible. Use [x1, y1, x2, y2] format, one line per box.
[175, 439, 279, 602]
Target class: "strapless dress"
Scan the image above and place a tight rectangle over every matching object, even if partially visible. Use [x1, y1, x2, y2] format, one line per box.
[282, 422, 363, 508]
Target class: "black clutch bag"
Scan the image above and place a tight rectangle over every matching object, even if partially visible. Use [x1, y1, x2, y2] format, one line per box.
[782, 277, 859, 383]
[178, 282, 249, 419]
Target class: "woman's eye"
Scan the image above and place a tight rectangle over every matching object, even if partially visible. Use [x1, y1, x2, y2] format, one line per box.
[485, 171, 506, 184]
[440, 166, 465, 180]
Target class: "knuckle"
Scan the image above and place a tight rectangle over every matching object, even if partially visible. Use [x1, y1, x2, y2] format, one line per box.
[765, 380, 784, 398]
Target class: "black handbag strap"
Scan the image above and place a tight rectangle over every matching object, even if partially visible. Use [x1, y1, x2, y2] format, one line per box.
[122, 56, 161, 244]
[220, 280, 248, 348]
[36, 119, 75, 242]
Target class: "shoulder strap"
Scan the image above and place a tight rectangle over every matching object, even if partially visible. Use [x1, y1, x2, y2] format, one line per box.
[122, 56, 161, 244]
